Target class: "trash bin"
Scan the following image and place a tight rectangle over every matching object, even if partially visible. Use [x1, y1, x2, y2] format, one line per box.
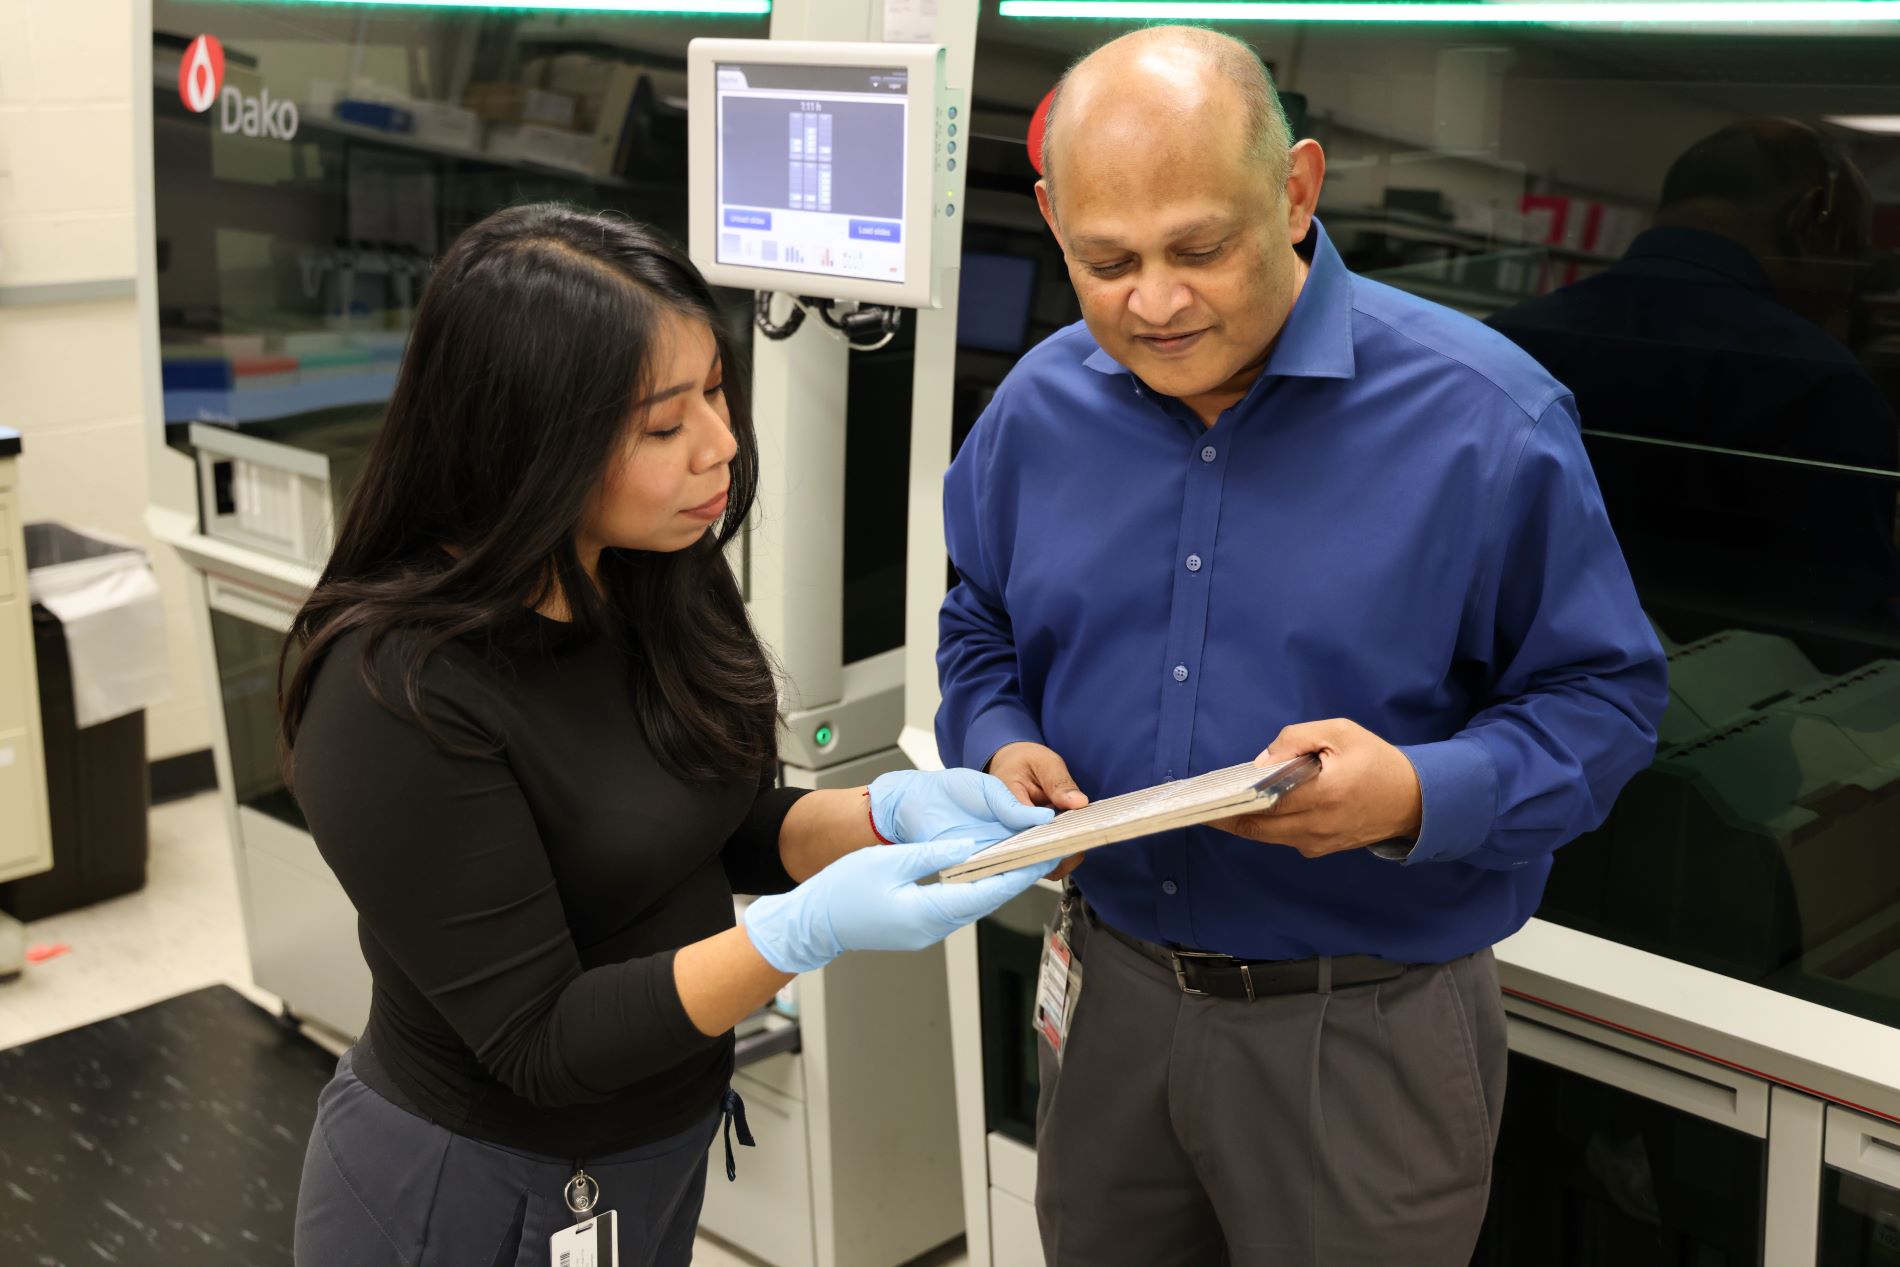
[0, 524, 172, 922]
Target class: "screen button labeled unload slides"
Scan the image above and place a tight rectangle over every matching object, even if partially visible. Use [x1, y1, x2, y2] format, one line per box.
[849, 220, 902, 242]
[723, 209, 772, 229]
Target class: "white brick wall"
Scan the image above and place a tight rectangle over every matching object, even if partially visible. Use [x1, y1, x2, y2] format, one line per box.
[0, 0, 210, 763]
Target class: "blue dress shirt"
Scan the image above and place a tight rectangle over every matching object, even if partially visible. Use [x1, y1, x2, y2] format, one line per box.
[935, 221, 1670, 964]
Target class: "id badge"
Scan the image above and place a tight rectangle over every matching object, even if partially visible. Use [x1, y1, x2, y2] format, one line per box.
[1034, 926, 1083, 1062]
[550, 1208, 618, 1267]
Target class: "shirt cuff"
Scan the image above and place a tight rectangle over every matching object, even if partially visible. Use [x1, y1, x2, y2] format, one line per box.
[1393, 735, 1498, 865]
[964, 703, 1046, 774]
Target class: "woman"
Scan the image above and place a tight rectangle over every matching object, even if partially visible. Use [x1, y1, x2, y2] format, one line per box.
[282, 203, 1054, 1265]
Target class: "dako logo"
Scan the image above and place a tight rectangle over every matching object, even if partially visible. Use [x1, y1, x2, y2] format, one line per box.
[180, 33, 299, 141]
[179, 34, 223, 113]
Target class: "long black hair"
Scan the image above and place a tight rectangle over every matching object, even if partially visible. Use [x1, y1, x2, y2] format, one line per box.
[280, 203, 777, 782]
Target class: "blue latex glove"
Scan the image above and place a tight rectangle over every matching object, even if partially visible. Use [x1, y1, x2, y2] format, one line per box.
[868, 768, 1055, 845]
[743, 837, 1058, 974]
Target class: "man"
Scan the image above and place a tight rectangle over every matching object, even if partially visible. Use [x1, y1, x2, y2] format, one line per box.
[934, 26, 1669, 1266]
[1488, 120, 1899, 641]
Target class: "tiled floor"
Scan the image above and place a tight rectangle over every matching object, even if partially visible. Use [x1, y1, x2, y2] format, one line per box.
[0, 793, 969, 1267]
[0, 794, 257, 1053]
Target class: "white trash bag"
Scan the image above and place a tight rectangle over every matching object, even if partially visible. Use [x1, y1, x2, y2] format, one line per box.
[25, 524, 172, 729]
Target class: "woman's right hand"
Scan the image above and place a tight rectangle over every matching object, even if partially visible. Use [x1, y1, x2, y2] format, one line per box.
[741, 838, 1056, 974]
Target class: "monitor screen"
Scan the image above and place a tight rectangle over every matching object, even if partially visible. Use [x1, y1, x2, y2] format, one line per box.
[714, 62, 909, 287]
[957, 252, 1038, 353]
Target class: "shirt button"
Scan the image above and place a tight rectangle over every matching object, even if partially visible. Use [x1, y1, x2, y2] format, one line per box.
[1200, 445, 1217, 463]
[1172, 664, 1189, 683]
[1161, 880, 1178, 896]
[1186, 554, 1203, 572]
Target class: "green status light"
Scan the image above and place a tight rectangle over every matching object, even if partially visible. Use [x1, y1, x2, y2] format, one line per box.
[814, 724, 835, 748]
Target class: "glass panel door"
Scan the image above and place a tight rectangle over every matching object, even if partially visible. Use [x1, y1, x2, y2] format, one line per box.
[209, 607, 303, 831]
[1823, 1106, 1900, 1266]
[1475, 1050, 1767, 1264]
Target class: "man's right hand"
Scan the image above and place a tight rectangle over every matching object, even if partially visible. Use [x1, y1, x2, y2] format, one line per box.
[988, 741, 1090, 879]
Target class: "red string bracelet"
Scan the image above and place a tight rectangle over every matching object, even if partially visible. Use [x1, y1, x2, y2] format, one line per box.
[864, 790, 893, 844]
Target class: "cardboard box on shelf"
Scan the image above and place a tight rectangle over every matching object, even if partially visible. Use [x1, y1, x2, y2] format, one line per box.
[463, 82, 578, 130]
[408, 101, 481, 151]
[540, 54, 619, 131]
[485, 122, 594, 174]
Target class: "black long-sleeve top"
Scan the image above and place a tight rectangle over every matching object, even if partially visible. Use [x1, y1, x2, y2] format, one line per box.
[292, 616, 806, 1157]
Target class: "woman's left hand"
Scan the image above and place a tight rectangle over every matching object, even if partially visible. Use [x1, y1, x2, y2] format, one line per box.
[867, 769, 1054, 847]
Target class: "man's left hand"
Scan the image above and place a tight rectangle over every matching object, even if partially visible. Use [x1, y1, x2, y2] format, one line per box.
[1213, 719, 1423, 858]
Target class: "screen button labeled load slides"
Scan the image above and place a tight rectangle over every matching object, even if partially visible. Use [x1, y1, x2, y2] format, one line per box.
[849, 220, 901, 242]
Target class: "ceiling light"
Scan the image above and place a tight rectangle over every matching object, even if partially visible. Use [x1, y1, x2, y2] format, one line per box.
[999, 1, 1900, 23]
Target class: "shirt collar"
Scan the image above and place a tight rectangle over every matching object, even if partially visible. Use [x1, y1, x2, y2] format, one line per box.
[1619, 226, 1772, 294]
[1081, 217, 1356, 383]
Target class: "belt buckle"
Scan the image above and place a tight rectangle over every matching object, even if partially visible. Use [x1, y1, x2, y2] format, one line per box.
[1169, 948, 1224, 997]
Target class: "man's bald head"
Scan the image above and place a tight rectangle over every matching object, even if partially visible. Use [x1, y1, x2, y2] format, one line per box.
[1029, 24, 1324, 418]
[1040, 26, 1294, 203]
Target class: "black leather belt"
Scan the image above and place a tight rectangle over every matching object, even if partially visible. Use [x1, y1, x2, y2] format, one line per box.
[1087, 905, 1406, 1001]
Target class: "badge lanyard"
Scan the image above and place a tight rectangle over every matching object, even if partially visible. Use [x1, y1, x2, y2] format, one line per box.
[565, 1162, 599, 1221]
[1035, 882, 1084, 1062]
[551, 1162, 618, 1267]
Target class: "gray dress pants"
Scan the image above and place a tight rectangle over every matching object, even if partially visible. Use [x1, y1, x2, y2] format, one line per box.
[294, 1049, 720, 1267]
[1036, 904, 1507, 1267]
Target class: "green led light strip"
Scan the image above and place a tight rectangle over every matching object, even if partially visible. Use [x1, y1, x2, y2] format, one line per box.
[236, 0, 770, 13]
[999, 0, 1900, 20]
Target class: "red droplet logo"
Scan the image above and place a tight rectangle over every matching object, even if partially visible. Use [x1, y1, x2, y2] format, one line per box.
[180, 35, 225, 115]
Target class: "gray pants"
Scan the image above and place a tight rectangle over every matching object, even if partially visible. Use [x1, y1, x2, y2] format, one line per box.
[295, 1049, 718, 1267]
[1036, 905, 1506, 1267]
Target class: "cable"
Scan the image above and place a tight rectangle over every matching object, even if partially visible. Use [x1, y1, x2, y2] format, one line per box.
[825, 298, 904, 350]
[847, 327, 900, 353]
[811, 298, 847, 332]
[752, 292, 903, 351]
[753, 291, 805, 340]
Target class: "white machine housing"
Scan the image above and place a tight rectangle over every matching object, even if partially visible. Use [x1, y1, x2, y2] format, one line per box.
[687, 39, 956, 308]
[0, 438, 55, 982]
